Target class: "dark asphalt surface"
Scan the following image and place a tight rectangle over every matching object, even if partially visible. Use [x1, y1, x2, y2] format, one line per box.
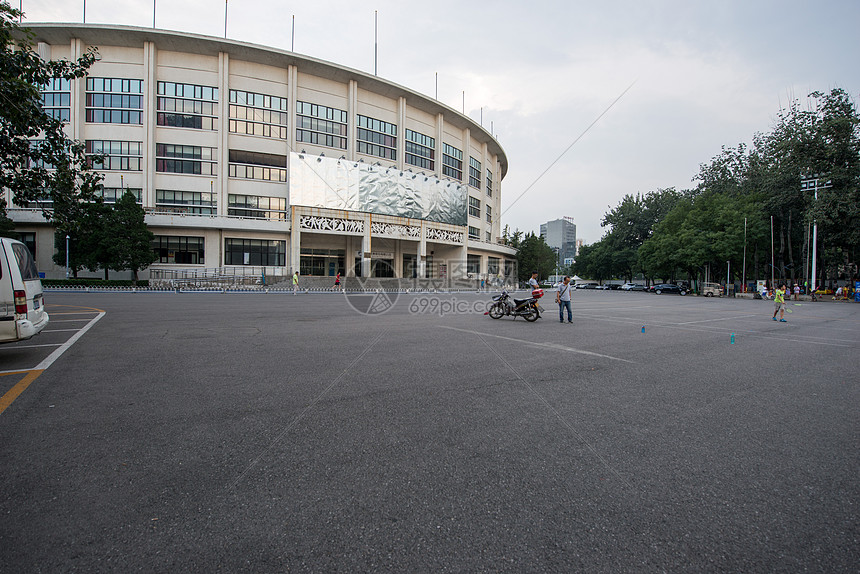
[1, 290, 858, 573]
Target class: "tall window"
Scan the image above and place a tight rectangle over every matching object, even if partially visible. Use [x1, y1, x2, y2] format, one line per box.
[356, 115, 397, 161]
[486, 168, 493, 197]
[228, 149, 287, 182]
[86, 78, 143, 124]
[469, 157, 481, 189]
[228, 194, 287, 220]
[155, 144, 217, 176]
[225, 239, 286, 266]
[468, 226, 480, 240]
[157, 81, 218, 130]
[18, 232, 36, 260]
[229, 90, 288, 139]
[155, 189, 216, 215]
[486, 204, 492, 224]
[469, 196, 481, 219]
[300, 248, 345, 276]
[152, 235, 205, 264]
[466, 254, 481, 274]
[296, 101, 347, 149]
[41, 78, 71, 122]
[405, 129, 435, 170]
[442, 143, 463, 180]
[86, 140, 142, 171]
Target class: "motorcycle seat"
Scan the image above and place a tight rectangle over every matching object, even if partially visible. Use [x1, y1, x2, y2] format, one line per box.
[513, 298, 532, 306]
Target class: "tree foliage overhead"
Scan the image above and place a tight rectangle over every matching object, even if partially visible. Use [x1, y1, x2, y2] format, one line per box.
[0, 2, 101, 227]
[575, 88, 860, 288]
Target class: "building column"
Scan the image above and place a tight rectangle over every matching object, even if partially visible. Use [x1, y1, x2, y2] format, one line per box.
[217, 52, 229, 218]
[418, 221, 427, 278]
[435, 113, 444, 178]
[348, 80, 357, 162]
[142, 41, 157, 208]
[290, 208, 302, 275]
[397, 96, 406, 170]
[361, 213, 372, 277]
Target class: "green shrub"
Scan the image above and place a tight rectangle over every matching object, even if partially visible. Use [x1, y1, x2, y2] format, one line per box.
[41, 279, 149, 288]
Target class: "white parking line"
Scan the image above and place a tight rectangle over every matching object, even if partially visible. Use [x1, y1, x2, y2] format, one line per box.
[439, 326, 635, 363]
[35, 312, 105, 371]
[676, 314, 760, 325]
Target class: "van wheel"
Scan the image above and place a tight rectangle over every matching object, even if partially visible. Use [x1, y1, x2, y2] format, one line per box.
[705, 292, 713, 297]
[655, 289, 662, 295]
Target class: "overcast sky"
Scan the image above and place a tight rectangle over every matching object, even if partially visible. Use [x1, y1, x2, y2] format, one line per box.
[21, 0, 860, 244]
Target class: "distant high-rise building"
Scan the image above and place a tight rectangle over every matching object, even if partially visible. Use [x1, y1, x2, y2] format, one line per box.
[540, 217, 577, 266]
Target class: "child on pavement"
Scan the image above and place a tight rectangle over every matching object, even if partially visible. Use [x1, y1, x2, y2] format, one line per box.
[773, 284, 787, 322]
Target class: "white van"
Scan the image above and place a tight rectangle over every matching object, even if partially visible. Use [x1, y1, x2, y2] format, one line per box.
[0, 237, 49, 343]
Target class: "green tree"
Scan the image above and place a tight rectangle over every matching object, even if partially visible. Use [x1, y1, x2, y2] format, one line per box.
[107, 191, 156, 281]
[52, 199, 111, 278]
[0, 3, 100, 224]
[0, 197, 17, 238]
[516, 232, 556, 282]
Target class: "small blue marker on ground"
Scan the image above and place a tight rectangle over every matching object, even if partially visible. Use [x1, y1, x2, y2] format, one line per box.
[731, 333, 735, 344]
[641, 326, 645, 333]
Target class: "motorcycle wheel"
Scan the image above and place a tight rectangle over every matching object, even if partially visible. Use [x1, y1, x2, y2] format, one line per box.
[488, 303, 504, 319]
[524, 308, 539, 322]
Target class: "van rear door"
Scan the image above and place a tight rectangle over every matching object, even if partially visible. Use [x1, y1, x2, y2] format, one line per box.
[0, 241, 18, 341]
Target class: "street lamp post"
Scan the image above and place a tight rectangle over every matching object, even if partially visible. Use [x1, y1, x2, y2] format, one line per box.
[65, 234, 70, 279]
[802, 175, 832, 294]
[742, 217, 747, 292]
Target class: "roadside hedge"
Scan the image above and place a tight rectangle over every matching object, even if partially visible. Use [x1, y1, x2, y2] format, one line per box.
[41, 279, 150, 288]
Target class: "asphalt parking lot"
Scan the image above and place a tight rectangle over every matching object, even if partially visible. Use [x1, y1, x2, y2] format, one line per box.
[1, 290, 858, 572]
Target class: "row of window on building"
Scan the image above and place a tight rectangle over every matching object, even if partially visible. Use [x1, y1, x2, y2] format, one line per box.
[42, 78, 495, 194]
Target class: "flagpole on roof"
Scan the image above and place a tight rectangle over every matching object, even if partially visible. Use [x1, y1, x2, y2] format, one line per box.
[291, 15, 295, 52]
[374, 10, 378, 75]
[224, 0, 228, 38]
[153, 0, 156, 28]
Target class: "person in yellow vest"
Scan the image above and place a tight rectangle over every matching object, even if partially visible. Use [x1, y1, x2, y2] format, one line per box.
[772, 284, 787, 322]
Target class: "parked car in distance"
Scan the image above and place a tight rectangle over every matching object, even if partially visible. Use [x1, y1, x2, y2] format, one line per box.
[576, 283, 599, 289]
[620, 283, 646, 291]
[701, 282, 723, 297]
[0, 237, 49, 343]
[650, 283, 688, 295]
[595, 284, 611, 290]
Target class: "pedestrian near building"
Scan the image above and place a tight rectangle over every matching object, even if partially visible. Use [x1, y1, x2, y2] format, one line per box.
[292, 271, 299, 295]
[333, 272, 341, 291]
[556, 276, 573, 323]
[793, 284, 800, 301]
[773, 284, 787, 322]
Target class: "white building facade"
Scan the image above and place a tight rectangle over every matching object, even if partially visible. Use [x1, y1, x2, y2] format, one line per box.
[9, 24, 515, 283]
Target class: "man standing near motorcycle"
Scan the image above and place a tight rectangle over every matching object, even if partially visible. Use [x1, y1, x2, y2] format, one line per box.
[529, 271, 540, 290]
[556, 276, 573, 323]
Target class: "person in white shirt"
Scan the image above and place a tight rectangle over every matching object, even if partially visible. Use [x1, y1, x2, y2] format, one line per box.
[528, 271, 539, 290]
[556, 276, 573, 323]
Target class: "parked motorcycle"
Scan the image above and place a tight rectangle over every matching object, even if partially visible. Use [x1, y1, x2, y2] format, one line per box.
[485, 289, 544, 322]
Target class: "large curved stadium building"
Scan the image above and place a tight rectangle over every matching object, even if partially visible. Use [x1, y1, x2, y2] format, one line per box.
[10, 24, 516, 284]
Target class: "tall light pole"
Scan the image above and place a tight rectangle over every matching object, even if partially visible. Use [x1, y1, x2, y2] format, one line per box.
[802, 175, 832, 293]
[65, 234, 70, 279]
[742, 217, 747, 292]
